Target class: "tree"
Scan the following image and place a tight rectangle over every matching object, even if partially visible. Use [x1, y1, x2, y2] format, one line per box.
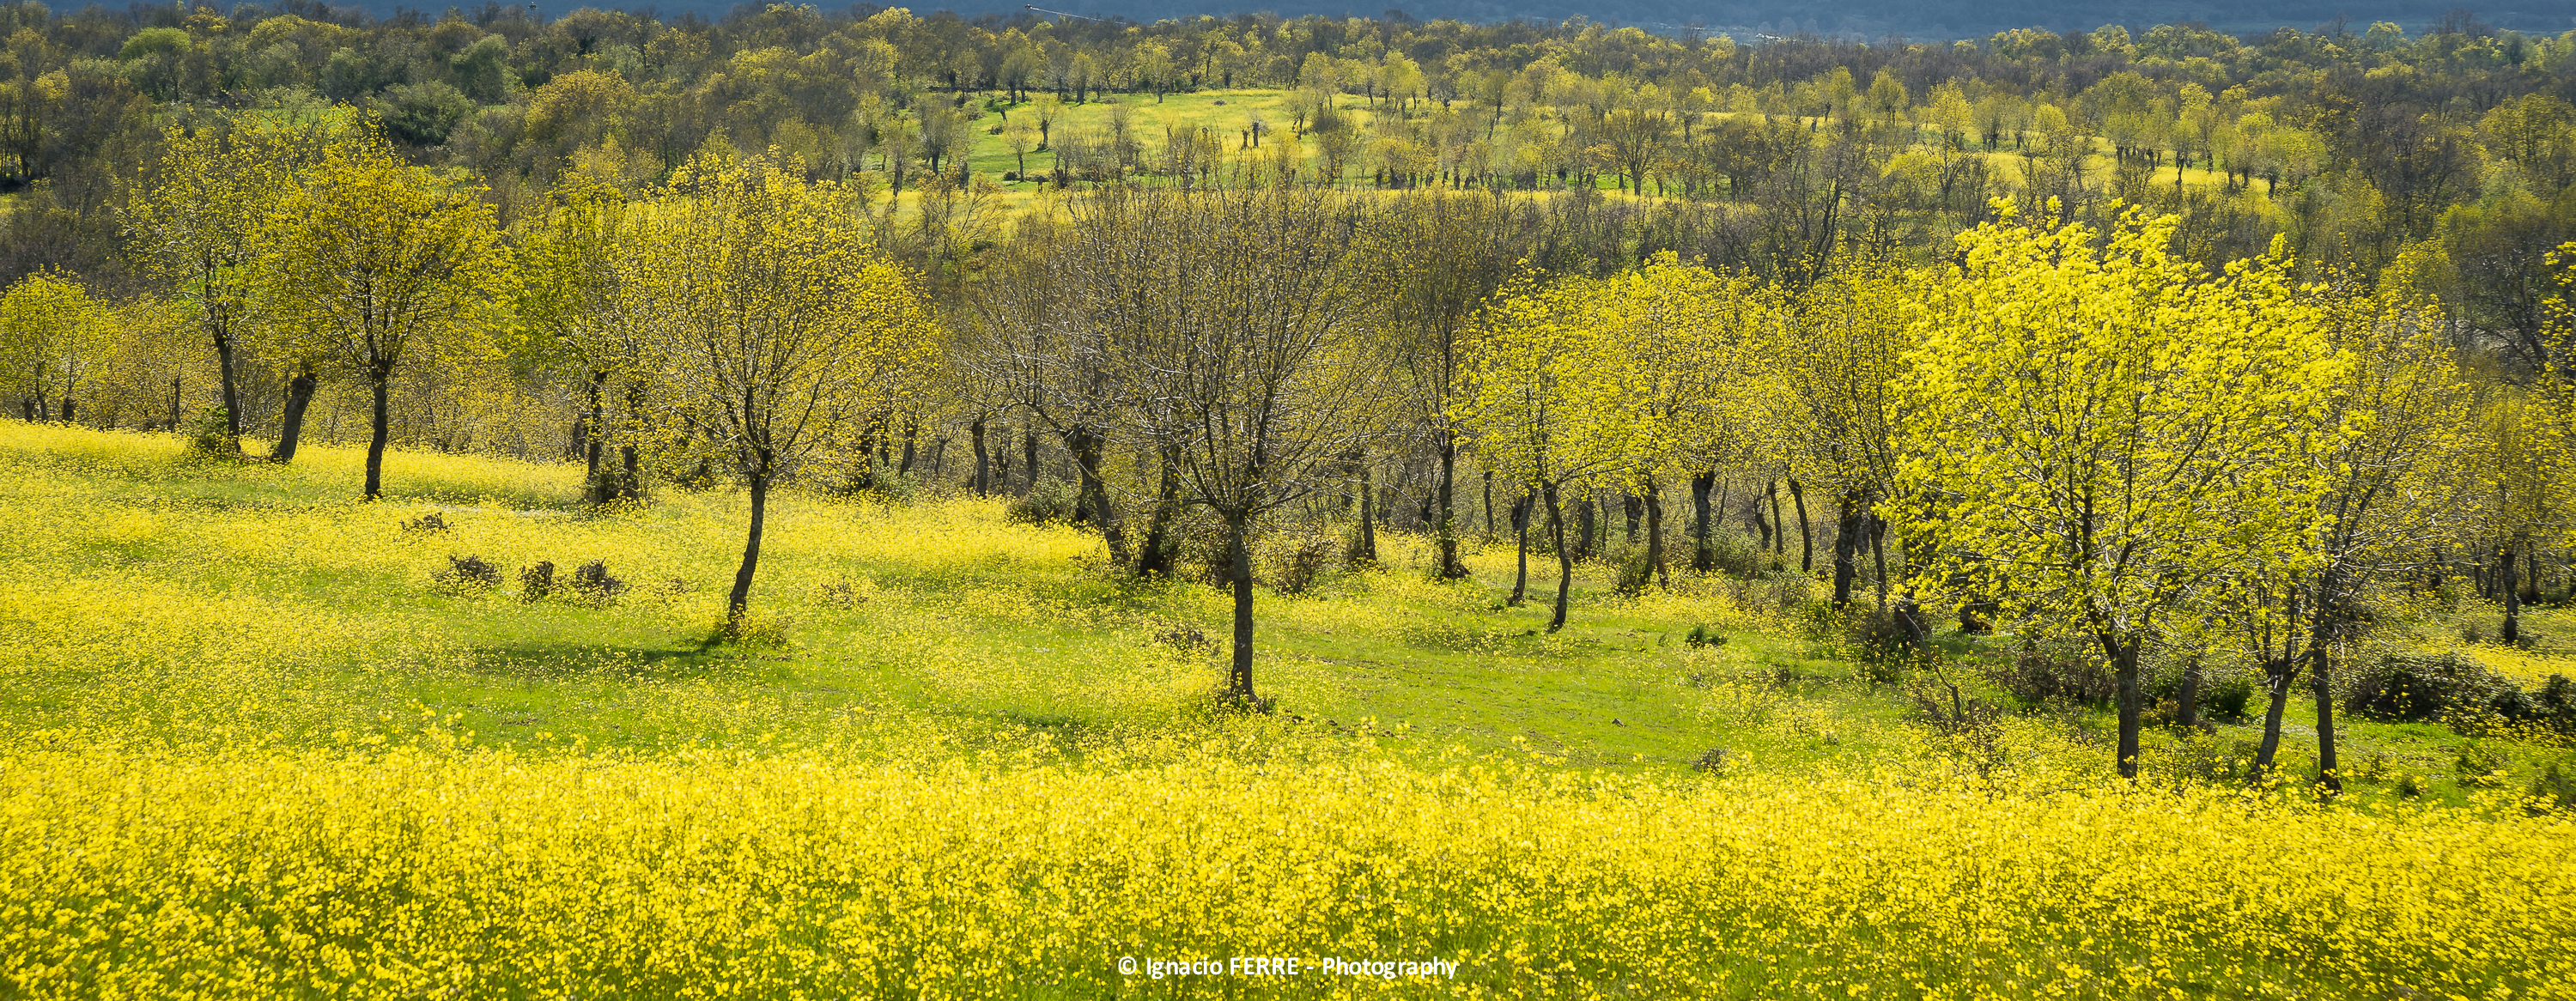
[2230, 270, 2475, 789]
[1768, 263, 1917, 611]
[0, 271, 106, 422]
[1355, 189, 1534, 579]
[1457, 270, 1656, 632]
[264, 130, 504, 500]
[619, 151, 939, 635]
[1895, 209, 2345, 780]
[123, 123, 292, 452]
[1086, 184, 1384, 705]
[513, 173, 645, 504]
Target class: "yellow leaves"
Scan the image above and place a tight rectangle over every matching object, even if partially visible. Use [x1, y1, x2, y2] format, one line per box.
[1895, 207, 2348, 634]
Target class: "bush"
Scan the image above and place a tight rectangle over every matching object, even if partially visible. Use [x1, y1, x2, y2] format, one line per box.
[1683, 625, 1725, 648]
[434, 555, 500, 591]
[401, 513, 451, 534]
[1004, 477, 1081, 525]
[1255, 525, 1337, 596]
[1153, 623, 1214, 655]
[1695, 527, 1766, 579]
[2346, 652, 2513, 723]
[1845, 610, 1927, 683]
[178, 406, 240, 459]
[1612, 545, 1655, 595]
[2203, 676, 2254, 723]
[2455, 740, 2512, 788]
[2490, 674, 2576, 734]
[2530, 761, 2575, 814]
[569, 561, 626, 604]
[518, 561, 555, 602]
[1987, 636, 2114, 705]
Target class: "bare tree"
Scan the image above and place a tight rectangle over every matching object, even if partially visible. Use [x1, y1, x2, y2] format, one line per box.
[1356, 189, 1536, 579]
[1072, 183, 1387, 705]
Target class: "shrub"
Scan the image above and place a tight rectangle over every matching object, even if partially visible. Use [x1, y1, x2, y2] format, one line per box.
[1255, 526, 1337, 596]
[519, 561, 555, 601]
[434, 555, 499, 591]
[2203, 676, 2255, 723]
[1691, 747, 1735, 774]
[2455, 741, 2512, 788]
[1845, 610, 1926, 683]
[2394, 772, 2429, 798]
[569, 561, 626, 604]
[401, 513, 451, 534]
[1153, 624, 1213, 655]
[2530, 761, 2575, 814]
[178, 406, 240, 459]
[1987, 636, 2114, 705]
[1695, 527, 1766, 579]
[2490, 674, 2576, 734]
[2346, 652, 2513, 724]
[1612, 545, 1655, 595]
[1004, 477, 1081, 525]
[1683, 625, 1725, 648]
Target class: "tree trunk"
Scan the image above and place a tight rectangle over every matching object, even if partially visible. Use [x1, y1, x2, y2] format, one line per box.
[1831, 491, 1863, 607]
[581, 369, 610, 503]
[1790, 478, 1813, 574]
[2502, 544, 2522, 645]
[1510, 490, 1531, 605]
[1436, 433, 1465, 579]
[898, 419, 919, 475]
[2311, 643, 2340, 796]
[1137, 444, 1180, 579]
[1022, 426, 1040, 494]
[2250, 652, 2299, 787]
[1482, 470, 1496, 541]
[1622, 494, 1640, 542]
[1544, 482, 1571, 633]
[2112, 636, 2144, 780]
[1354, 452, 1377, 563]
[167, 377, 180, 432]
[971, 416, 990, 495]
[1644, 476, 1668, 589]
[1066, 425, 1128, 567]
[270, 365, 319, 464]
[362, 372, 392, 500]
[1769, 481, 1788, 570]
[212, 317, 243, 446]
[1227, 512, 1256, 700]
[1690, 470, 1715, 573]
[2175, 652, 2203, 730]
[1574, 494, 1596, 560]
[725, 472, 769, 634]
[1869, 513, 1889, 611]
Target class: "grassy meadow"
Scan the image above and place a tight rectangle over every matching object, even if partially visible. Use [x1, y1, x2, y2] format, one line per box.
[3, 422, 2573, 998]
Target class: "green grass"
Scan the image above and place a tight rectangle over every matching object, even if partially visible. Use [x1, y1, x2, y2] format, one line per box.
[0, 421, 2563, 806]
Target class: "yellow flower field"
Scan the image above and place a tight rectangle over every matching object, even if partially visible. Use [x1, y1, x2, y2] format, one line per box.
[3, 738, 2569, 1000]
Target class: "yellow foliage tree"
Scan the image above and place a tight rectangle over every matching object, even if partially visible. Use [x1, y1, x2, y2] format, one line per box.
[617, 151, 940, 634]
[0, 271, 106, 423]
[1895, 207, 2348, 779]
[263, 130, 505, 499]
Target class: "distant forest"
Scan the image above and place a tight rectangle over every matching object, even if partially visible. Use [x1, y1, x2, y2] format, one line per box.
[5, 1, 2575, 383]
